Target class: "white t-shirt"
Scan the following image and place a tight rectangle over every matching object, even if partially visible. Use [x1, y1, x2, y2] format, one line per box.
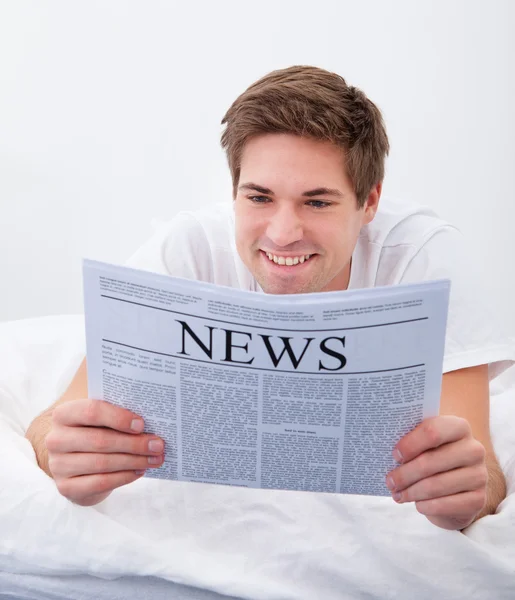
[126, 197, 514, 379]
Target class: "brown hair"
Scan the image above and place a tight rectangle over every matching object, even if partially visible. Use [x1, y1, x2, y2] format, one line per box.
[220, 65, 390, 208]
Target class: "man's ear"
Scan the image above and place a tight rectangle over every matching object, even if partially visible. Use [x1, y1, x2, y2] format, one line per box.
[362, 182, 382, 225]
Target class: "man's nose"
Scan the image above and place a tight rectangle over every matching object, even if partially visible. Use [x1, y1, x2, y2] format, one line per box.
[265, 207, 303, 247]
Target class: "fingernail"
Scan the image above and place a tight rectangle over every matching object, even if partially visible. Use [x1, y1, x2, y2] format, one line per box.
[386, 476, 396, 491]
[148, 455, 163, 465]
[134, 470, 146, 476]
[149, 439, 164, 453]
[131, 419, 144, 432]
[393, 492, 402, 502]
[393, 448, 403, 463]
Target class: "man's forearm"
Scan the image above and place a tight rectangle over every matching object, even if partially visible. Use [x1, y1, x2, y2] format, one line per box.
[25, 358, 88, 478]
[474, 452, 506, 522]
[25, 410, 53, 477]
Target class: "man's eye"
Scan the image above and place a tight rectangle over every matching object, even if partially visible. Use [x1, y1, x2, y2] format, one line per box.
[249, 196, 270, 204]
[307, 200, 331, 209]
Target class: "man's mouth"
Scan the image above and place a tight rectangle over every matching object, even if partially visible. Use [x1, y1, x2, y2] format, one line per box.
[262, 251, 315, 266]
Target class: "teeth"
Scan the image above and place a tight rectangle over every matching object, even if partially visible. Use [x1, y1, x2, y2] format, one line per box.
[265, 252, 312, 265]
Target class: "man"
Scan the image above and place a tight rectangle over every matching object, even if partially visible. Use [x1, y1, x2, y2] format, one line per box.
[25, 65, 512, 531]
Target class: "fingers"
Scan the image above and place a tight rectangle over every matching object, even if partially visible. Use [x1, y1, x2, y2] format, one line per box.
[389, 464, 488, 503]
[393, 415, 471, 464]
[55, 470, 148, 506]
[45, 425, 164, 456]
[387, 437, 486, 492]
[415, 489, 487, 529]
[52, 398, 145, 434]
[388, 416, 489, 530]
[48, 452, 165, 478]
[45, 399, 167, 506]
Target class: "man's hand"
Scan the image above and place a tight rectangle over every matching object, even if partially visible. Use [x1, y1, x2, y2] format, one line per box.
[44, 398, 165, 506]
[385, 415, 488, 530]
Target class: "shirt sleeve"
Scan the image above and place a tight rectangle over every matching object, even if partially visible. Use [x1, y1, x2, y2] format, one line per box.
[399, 226, 514, 380]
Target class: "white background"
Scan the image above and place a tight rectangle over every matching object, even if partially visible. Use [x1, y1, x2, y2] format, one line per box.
[1, 0, 514, 335]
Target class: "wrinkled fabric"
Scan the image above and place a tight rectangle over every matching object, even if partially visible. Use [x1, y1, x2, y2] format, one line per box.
[1, 315, 514, 600]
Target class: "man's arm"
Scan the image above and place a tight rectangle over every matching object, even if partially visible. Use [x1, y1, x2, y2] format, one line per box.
[25, 358, 89, 476]
[386, 364, 506, 530]
[439, 364, 506, 520]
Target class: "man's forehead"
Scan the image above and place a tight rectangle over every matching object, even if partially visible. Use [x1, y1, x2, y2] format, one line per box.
[238, 134, 351, 191]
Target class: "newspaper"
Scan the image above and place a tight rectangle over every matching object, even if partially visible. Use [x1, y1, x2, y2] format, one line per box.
[83, 259, 450, 496]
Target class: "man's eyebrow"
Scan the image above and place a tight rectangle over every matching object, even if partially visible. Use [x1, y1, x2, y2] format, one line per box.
[238, 183, 344, 198]
[238, 183, 273, 194]
[302, 187, 344, 199]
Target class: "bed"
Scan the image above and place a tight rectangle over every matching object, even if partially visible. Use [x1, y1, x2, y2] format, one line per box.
[1, 315, 514, 600]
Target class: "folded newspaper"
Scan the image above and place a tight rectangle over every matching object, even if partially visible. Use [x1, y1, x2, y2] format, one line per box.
[83, 259, 450, 497]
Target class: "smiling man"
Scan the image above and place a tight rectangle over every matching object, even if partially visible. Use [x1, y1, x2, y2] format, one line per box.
[234, 134, 374, 295]
[26, 65, 513, 529]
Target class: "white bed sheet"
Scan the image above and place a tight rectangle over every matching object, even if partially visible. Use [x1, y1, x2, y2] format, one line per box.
[0, 569, 240, 600]
[0, 315, 514, 600]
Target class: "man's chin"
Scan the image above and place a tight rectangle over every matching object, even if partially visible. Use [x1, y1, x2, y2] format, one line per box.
[257, 277, 320, 296]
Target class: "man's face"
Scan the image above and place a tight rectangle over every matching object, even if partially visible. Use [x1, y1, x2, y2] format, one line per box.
[234, 133, 380, 294]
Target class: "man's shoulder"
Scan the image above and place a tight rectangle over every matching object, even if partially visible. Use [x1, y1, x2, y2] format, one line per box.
[352, 197, 462, 289]
[157, 202, 254, 288]
[162, 202, 234, 244]
[176, 202, 234, 226]
[363, 197, 456, 248]
[126, 202, 238, 283]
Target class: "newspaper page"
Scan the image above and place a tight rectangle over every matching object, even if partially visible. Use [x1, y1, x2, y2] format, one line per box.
[83, 259, 450, 496]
